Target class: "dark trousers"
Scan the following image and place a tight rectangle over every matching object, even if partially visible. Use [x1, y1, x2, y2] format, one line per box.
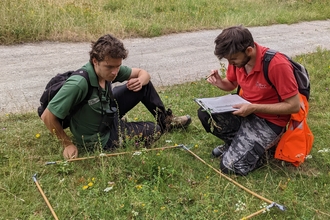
[105, 82, 167, 149]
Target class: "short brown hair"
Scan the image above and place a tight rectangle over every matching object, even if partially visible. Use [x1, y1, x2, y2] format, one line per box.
[214, 25, 254, 60]
[89, 34, 128, 63]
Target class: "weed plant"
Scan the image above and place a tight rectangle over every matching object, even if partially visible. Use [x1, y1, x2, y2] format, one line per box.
[0, 49, 330, 219]
[1, 0, 330, 44]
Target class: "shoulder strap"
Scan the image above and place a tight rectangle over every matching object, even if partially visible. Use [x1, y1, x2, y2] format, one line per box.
[71, 69, 92, 98]
[263, 49, 276, 89]
[70, 69, 93, 115]
[263, 49, 281, 101]
[106, 81, 114, 101]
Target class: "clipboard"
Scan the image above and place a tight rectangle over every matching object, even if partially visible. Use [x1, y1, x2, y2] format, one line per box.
[194, 94, 251, 114]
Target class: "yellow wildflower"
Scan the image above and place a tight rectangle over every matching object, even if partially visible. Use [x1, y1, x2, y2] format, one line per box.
[88, 182, 93, 187]
[136, 185, 142, 190]
[35, 133, 40, 138]
[82, 185, 88, 190]
[160, 206, 165, 210]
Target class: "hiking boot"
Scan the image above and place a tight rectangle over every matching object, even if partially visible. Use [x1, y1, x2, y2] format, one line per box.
[163, 109, 192, 131]
[211, 144, 229, 158]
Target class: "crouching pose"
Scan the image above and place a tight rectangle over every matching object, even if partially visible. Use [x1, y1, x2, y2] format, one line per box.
[198, 26, 300, 175]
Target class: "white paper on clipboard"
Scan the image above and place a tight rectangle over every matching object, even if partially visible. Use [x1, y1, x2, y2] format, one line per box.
[194, 94, 251, 114]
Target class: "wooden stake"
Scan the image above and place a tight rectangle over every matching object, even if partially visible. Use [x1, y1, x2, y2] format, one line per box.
[241, 207, 267, 219]
[33, 174, 59, 220]
[182, 146, 274, 204]
[46, 145, 182, 165]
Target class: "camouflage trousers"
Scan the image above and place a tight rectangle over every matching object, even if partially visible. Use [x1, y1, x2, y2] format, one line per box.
[198, 108, 284, 175]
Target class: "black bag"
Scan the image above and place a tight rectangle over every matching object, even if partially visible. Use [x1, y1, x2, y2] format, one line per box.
[37, 69, 92, 128]
[263, 49, 311, 101]
[237, 49, 311, 101]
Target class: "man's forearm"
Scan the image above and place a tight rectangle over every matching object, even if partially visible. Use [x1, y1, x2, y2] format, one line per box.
[252, 94, 300, 115]
[41, 108, 73, 148]
[132, 68, 150, 85]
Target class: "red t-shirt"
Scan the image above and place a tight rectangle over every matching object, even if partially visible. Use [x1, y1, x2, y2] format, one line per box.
[226, 43, 298, 127]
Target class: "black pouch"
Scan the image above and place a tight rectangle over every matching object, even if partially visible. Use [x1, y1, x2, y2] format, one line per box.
[98, 107, 117, 134]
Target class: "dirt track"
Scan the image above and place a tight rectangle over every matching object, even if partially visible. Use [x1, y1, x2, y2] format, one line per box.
[1, 20, 330, 114]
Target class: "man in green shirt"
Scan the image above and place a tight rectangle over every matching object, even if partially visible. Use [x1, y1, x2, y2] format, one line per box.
[41, 34, 191, 159]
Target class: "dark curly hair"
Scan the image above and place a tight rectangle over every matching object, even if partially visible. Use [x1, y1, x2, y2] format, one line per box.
[89, 34, 128, 63]
[214, 25, 254, 60]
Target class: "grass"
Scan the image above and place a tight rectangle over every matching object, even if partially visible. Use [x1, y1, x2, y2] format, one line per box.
[1, 49, 330, 219]
[1, 0, 330, 44]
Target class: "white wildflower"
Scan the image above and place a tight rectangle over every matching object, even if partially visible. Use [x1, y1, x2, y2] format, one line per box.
[133, 151, 142, 156]
[305, 155, 312, 159]
[318, 148, 330, 153]
[131, 210, 139, 216]
[235, 200, 246, 212]
[104, 186, 113, 192]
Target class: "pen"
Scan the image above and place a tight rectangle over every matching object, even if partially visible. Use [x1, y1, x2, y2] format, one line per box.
[205, 73, 213, 79]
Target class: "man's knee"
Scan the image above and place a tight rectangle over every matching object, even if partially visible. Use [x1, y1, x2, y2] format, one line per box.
[197, 108, 211, 132]
[221, 142, 265, 176]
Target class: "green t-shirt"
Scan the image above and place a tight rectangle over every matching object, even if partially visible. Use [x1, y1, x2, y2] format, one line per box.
[47, 62, 132, 148]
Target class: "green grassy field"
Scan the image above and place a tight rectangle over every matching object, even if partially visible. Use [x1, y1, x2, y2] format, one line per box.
[1, 0, 330, 44]
[1, 49, 330, 219]
[1, 0, 330, 219]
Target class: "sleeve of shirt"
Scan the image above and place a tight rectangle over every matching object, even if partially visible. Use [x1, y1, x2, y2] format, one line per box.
[113, 65, 132, 82]
[47, 75, 89, 119]
[268, 56, 298, 100]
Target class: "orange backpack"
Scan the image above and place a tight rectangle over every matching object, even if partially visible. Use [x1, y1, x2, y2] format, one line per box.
[274, 94, 314, 166]
[263, 50, 314, 166]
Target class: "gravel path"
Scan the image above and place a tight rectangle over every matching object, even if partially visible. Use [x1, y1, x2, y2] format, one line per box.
[1, 20, 330, 114]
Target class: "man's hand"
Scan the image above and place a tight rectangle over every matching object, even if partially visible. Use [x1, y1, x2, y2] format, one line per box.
[206, 69, 222, 85]
[232, 103, 255, 117]
[63, 144, 78, 159]
[128, 68, 150, 91]
[206, 69, 237, 91]
[126, 78, 143, 92]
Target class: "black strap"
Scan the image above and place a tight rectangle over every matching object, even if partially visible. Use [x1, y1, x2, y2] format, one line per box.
[106, 81, 117, 113]
[97, 81, 116, 116]
[106, 81, 115, 101]
[263, 49, 281, 101]
[70, 69, 93, 115]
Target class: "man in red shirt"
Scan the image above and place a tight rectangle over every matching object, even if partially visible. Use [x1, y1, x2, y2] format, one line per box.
[198, 25, 300, 175]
